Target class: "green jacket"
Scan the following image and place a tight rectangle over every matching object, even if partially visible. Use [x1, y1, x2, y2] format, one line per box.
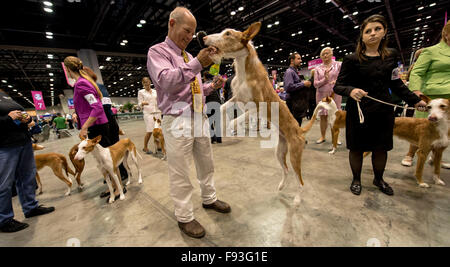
[409, 41, 450, 96]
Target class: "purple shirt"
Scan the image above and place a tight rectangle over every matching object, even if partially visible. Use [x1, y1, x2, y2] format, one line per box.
[147, 37, 214, 116]
[283, 67, 306, 100]
[73, 77, 108, 128]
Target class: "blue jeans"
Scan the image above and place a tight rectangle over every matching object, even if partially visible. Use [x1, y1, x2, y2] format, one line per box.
[0, 141, 39, 226]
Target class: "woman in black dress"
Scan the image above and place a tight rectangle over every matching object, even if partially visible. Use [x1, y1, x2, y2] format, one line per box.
[334, 15, 427, 196]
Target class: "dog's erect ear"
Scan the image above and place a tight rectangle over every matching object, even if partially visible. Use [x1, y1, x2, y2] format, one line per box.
[420, 94, 431, 104]
[93, 135, 102, 143]
[330, 92, 335, 99]
[153, 117, 156, 121]
[242, 22, 261, 43]
[79, 135, 86, 141]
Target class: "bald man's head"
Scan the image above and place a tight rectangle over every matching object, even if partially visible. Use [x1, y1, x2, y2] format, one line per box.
[168, 7, 197, 51]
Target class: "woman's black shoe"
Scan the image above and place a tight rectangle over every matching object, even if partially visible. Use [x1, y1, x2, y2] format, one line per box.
[350, 180, 361, 195]
[373, 179, 394, 196]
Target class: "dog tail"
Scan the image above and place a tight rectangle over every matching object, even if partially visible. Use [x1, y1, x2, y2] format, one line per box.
[61, 155, 76, 176]
[300, 102, 323, 134]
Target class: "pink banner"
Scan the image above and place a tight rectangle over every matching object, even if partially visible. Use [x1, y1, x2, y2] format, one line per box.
[308, 57, 336, 70]
[31, 91, 46, 110]
[61, 62, 76, 87]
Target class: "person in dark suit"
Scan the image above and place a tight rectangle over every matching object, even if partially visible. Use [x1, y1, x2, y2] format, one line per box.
[333, 14, 427, 196]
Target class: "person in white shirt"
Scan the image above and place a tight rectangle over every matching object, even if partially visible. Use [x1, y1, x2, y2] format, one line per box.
[138, 77, 162, 154]
[65, 113, 73, 129]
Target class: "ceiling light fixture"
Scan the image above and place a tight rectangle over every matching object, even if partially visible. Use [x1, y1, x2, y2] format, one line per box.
[231, 11, 236, 16]
[44, 7, 53, 13]
[43, 1, 53, 7]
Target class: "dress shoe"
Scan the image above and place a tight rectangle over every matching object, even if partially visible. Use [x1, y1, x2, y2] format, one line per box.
[373, 179, 394, 196]
[24, 205, 55, 218]
[202, 200, 231, 213]
[0, 219, 29, 233]
[178, 219, 205, 238]
[350, 180, 361, 195]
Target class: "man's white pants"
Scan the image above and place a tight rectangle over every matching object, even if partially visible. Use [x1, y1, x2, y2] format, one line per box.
[161, 114, 217, 223]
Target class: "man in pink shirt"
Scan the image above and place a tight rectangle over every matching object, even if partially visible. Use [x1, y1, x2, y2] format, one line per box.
[147, 6, 229, 239]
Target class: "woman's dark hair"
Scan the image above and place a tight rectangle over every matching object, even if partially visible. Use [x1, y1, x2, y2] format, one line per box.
[356, 14, 391, 62]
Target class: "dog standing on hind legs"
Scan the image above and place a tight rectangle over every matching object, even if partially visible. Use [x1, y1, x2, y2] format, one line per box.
[74, 135, 142, 204]
[204, 22, 320, 205]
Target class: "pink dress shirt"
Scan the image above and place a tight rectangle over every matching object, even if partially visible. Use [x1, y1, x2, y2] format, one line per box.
[314, 61, 342, 116]
[147, 37, 214, 116]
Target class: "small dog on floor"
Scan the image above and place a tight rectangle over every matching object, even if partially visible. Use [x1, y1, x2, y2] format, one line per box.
[74, 135, 142, 204]
[32, 144, 77, 196]
[151, 117, 166, 160]
[313, 93, 346, 154]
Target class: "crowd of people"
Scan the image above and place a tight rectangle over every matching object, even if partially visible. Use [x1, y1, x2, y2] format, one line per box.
[0, 5, 449, 241]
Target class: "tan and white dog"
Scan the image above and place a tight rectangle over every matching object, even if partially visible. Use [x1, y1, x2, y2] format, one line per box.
[315, 93, 347, 154]
[204, 22, 320, 204]
[68, 143, 85, 191]
[74, 136, 142, 204]
[394, 95, 449, 187]
[151, 117, 166, 160]
[32, 144, 77, 196]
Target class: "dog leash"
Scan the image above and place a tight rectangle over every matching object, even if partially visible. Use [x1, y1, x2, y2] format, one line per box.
[357, 95, 417, 124]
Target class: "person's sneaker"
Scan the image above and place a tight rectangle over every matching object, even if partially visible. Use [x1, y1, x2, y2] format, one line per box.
[178, 220, 205, 238]
[0, 219, 29, 233]
[24, 205, 55, 218]
[202, 200, 231, 213]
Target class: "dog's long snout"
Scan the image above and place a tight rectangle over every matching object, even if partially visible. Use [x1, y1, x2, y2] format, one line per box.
[428, 115, 438, 122]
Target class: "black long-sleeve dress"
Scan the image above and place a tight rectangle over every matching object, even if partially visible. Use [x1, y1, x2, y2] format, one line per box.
[333, 49, 421, 151]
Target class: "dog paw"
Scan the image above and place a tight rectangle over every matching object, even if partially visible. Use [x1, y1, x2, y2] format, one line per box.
[433, 177, 446, 186]
[126, 180, 131, 186]
[328, 148, 336, 155]
[277, 180, 286, 191]
[78, 185, 84, 191]
[119, 195, 125, 201]
[108, 197, 115, 204]
[419, 183, 430, 188]
[138, 179, 143, 184]
[293, 194, 301, 206]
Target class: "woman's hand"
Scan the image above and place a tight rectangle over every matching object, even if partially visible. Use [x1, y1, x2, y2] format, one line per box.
[350, 88, 368, 102]
[79, 127, 88, 140]
[414, 100, 427, 112]
[8, 110, 22, 120]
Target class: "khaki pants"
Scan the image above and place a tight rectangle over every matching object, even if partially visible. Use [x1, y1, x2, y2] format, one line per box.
[161, 114, 217, 223]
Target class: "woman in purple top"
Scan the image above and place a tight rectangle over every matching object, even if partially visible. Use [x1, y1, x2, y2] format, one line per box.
[63, 56, 110, 146]
[314, 47, 342, 144]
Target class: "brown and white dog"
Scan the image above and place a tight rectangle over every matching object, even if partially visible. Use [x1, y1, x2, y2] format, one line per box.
[32, 144, 77, 196]
[394, 95, 449, 187]
[68, 143, 85, 191]
[313, 93, 346, 154]
[204, 22, 319, 204]
[152, 117, 166, 160]
[74, 136, 142, 204]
